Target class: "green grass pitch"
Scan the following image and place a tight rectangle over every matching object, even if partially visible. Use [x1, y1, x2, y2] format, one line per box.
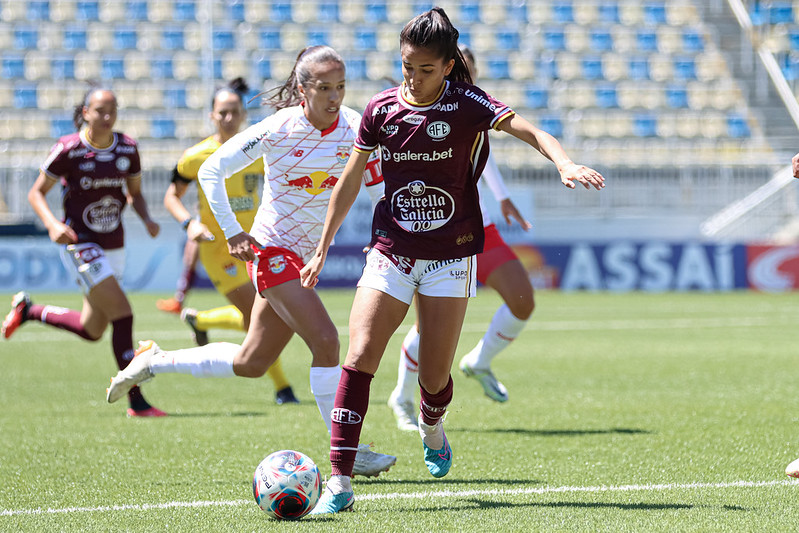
[1, 289, 798, 531]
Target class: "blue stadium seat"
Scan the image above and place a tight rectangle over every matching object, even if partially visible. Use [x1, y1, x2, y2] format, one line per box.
[127, 1, 148, 21]
[354, 28, 378, 51]
[101, 56, 126, 79]
[365, 1, 389, 23]
[582, 57, 603, 80]
[114, 28, 138, 50]
[260, 29, 281, 50]
[506, 3, 528, 23]
[537, 56, 558, 79]
[151, 117, 176, 138]
[459, 1, 480, 23]
[2, 56, 25, 79]
[633, 113, 657, 137]
[727, 114, 750, 137]
[789, 31, 799, 51]
[636, 30, 658, 52]
[628, 57, 650, 80]
[552, 1, 574, 23]
[151, 57, 174, 79]
[673, 57, 697, 80]
[590, 30, 613, 52]
[769, 2, 793, 24]
[14, 85, 38, 108]
[271, 1, 292, 22]
[306, 28, 329, 47]
[213, 30, 235, 51]
[643, 2, 667, 24]
[162, 28, 184, 50]
[257, 58, 271, 79]
[595, 84, 619, 108]
[213, 58, 222, 79]
[51, 117, 74, 138]
[780, 53, 799, 80]
[539, 115, 563, 138]
[346, 57, 368, 80]
[51, 57, 75, 79]
[228, 0, 245, 22]
[665, 84, 689, 108]
[164, 86, 187, 108]
[14, 28, 38, 50]
[598, 2, 620, 23]
[63, 28, 87, 49]
[485, 57, 510, 79]
[27, 1, 50, 21]
[544, 28, 566, 51]
[495, 30, 520, 51]
[76, 1, 100, 20]
[682, 30, 704, 52]
[524, 85, 549, 108]
[174, 0, 196, 21]
[318, 1, 340, 22]
[459, 29, 472, 48]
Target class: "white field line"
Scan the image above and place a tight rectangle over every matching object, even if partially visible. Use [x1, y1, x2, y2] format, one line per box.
[3, 315, 794, 344]
[1, 479, 796, 517]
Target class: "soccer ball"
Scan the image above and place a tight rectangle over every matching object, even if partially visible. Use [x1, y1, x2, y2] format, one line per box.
[252, 450, 322, 520]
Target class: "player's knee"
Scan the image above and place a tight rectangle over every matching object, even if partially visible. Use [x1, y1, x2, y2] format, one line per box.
[234, 359, 270, 378]
[309, 329, 339, 367]
[507, 293, 535, 321]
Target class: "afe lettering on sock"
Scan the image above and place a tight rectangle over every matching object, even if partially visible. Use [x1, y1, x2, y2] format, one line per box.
[331, 408, 362, 424]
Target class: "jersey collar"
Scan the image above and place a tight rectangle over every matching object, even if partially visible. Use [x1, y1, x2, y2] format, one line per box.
[398, 81, 448, 110]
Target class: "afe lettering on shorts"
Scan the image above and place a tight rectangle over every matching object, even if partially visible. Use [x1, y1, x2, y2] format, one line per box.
[83, 195, 122, 233]
[331, 408, 362, 424]
[269, 255, 286, 274]
[391, 180, 455, 233]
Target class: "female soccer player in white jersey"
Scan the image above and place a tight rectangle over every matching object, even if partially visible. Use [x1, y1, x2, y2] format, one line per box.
[1, 86, 163, 417]
[106, 46, 395, 477]
[387, 45, 537, 431]
[300, 8, 604, 513]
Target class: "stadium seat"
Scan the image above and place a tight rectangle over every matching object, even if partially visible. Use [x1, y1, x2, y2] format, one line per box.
[76, 1, 100, 21]
[656, 26, 683, 54]
[727, 114, 750, 138]
[538, 114, 564, 138]
[605, 111, 632, 137]
[665, 1, 698, 25]
[562, 81, 595, 108]
[632, 113, 657, 137]
[281, 25, 307, 51]
[627, 57, 650, 80]
[125, 0, 149, 21]
[161, 27, 184, 50]
[648, 53, 673, 82]
[682, 29, 705, 52]
[63, 27, 87, 50]
[306, 27, 330, 47]
[151, 56, 174, 79]
[643, 2, 667, 25]
[485, 57, 510, 79]
[673, 56, 697, 80]
[537, 55, 559, 79]
[318, 1, 340, 22]
[345, 56, 368, 80]
[675, 110, 700, 137]
[114, 27, 138, 50]
[51, 116, 74, 138]
[213, 29, 235, 51]
[387, 2, 414, 24]
[74, 51, 101, 80]
[620, 4, 644, 25]
[365, 1, 389, 23]
[14, 84, 38, 109]
[611, 27, 636, 53]
[495, 29, 520, 51]
[14, 28, 38, 50]
[769, 2, 793, 24]
[174, 0, 196, 21]
[2, 55, 24, 79]
[151, 116, 177, 139]
[665, 84, 689, 108]
[51, 57, 75, 79]
[581, 56, 604, 80]
[220, 51, 249, 81]
[552, 1, 574, 23]
[354, 28, 378, 51]
[147, 0, 173, 22]
[565, 25, 589, 52]
[636, 30, 658, 52]
[260, 28, 282, 50]
[506, 2, 529, 23]
[595, 83, 619, 108]
[86, 24, 113, 51]
[256, 57, 271, 80]
[24, 51, 50, 80]
[101, 56, 126, 79]
[37, 80, 70, 109]
[271, 1, 292, 23]
[573, 2, 598, 24]
[508, 52, 536, 80]
[590, 30, 613, 52]
[26, 1, 49, 20]
[543, 27, 566, 51]
[598, 2, 620, 23]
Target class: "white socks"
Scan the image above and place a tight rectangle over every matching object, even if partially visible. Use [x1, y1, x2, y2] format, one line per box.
[462, 304, 528, 370]
[418, 415, 444, 450]
[310, 365, 342, 434]
[392, 325, 420, 404]
[326, 474, 352, 494]
[149, 342, 237, 377]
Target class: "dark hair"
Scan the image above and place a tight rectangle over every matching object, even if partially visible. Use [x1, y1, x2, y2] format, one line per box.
[264, 46, 346, 110]
[458, 43, 475, 66]
[211, 77, 249, 111]
[400, 7, 472, 84]
[72, 84, 115, 130]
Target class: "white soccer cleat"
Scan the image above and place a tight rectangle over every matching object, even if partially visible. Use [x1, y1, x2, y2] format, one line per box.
[459, 357, 509, 403]
[388, 390, 418, 432]
[352, 443, 397, 477]
[786, 457, 799, 478]
[106, 340, 159, 403]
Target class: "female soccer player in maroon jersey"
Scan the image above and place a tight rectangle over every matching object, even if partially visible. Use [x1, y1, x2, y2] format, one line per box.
[301, 8, 604, 513]
[1, 86, 163, 417]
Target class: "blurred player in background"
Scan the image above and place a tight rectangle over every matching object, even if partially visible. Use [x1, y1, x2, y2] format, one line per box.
[785, 151, 799, 478]
[155, 238, 199, 315]
[300, 8, 603, 513]
[387, 45, 536, 431]
[1, 86, 164, 417]
[159, 77, 298, 405]
[106, 46, 394, 476]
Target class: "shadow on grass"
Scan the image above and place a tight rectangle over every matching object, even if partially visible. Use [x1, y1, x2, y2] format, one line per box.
[353, 477, 545, 487]
[413, 499, 749, 512]
[161, 411, 271, 418]
[450, 427, 652, 437]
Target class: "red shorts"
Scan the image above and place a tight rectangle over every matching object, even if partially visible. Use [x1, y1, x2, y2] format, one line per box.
[477, 224, 518, 285]
[246, 246, 304, 292]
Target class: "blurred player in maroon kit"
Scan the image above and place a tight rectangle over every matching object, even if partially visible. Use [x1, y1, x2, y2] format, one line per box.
[301, 8, 604, 513]
[1, 86, 164, 417]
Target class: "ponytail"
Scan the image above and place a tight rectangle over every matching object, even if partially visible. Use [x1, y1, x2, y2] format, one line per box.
[211, 76, 250, 110]
[400, 7, 472, 84]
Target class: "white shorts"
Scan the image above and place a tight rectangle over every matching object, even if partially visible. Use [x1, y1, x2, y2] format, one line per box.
[357, 248, 477, 305]
[60, 243, 125, 294]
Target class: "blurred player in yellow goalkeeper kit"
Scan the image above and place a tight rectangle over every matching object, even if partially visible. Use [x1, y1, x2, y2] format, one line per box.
[163, 77, 298, 405]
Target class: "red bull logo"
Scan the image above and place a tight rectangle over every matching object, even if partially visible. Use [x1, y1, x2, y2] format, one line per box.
[285, 171, 338, 195]
[269, 254, 286, 274]
[336, 145, 350, 164]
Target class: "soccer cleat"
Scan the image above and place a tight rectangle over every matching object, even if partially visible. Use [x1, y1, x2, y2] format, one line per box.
[107, 340, 158, 403]
[2, 291, 31, 340]
[155, 297, 181, 314]
[387, 390, 418, 431]
[352, 443, 397, 477]
[786, 458, 799, 478]
[180, 307, 209, 346]
[459, 358, 509, 403]
[419, 416, 452, 478]
[309, 487, 354, 515]
[127, 406, 168, 417]
[275, 386, 300, 405]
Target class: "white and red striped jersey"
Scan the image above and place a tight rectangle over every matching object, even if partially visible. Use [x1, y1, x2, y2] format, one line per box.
[198, 105, 383, 263]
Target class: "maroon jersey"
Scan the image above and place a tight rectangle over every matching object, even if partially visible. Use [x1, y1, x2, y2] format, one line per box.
[355, 81, 514, 260]
[41, 130, 141, 250]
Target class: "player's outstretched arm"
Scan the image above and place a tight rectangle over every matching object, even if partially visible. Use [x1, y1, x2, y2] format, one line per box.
[28, 171, 78, 244]
[497, 114, 604, 191]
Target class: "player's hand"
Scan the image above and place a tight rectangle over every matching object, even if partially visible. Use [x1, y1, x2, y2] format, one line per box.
[187, 220, 214, 242]
[499, 199, 532, 230]
[227, 231, 260, 262]
[792, 153, 799, 178]
[48, 221, 78, 245]
[145, 219, 160, 238]
[300, 250, 326, 289]
[559, 162, 604, 190]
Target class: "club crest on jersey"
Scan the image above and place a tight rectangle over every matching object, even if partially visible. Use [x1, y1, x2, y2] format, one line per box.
[115, 157, 130, 171]
[269, 255, 286, 274]
[336, 145, 350, 165]
[426, 121, 450, 141]
[244, 173, 259, 193]
[82, 195, 122, 233]
[391, 180, 455, 233]
[285, 171, 338, 195]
